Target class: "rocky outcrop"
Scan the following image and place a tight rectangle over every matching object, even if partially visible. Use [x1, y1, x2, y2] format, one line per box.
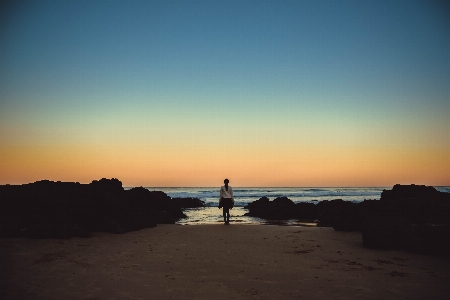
[244, 197, 370, 228]
[243, 184, 450, 255]
[124, 187, 186, 220]
[361, 184, 450, 255]
[0, 178, 186, 238]
[172, 197, 205, 208]
[244, 197, 300, 219]
[317, 199, 381, 231]
[245, 196, 317, 221]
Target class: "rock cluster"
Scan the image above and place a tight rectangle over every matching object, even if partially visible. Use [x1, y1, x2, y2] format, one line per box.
[245, 196, 317, 220]
[245, 184, 450, 255]
[361, 184, 450, 255]
[244, 197, 376, 230]
[0, 178, 187, 238]
[171, 197, 205, 208]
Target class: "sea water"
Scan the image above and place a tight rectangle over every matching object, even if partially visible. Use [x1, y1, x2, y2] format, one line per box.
[140, 187, 450, 225]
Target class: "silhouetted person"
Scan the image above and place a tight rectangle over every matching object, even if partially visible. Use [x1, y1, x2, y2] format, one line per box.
[219, 178, 234, 224]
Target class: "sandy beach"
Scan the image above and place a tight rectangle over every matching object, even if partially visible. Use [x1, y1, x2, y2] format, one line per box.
[1, 224, 449, 300]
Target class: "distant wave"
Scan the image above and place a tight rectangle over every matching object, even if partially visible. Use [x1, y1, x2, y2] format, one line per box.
[147, 187, 392, 208]
[139, 186, 449, 207]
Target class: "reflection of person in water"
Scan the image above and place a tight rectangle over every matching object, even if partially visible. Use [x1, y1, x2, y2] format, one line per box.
[219, 178, 234, 224]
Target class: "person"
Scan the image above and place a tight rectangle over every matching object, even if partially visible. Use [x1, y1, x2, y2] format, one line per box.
[219, 178, 234, 224]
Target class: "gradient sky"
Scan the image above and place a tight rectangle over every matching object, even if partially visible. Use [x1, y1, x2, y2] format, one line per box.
[1, 0, 449, 187]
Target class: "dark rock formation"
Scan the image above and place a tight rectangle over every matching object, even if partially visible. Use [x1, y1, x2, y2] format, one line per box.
[0, 178, 186, 238]
[295, 202, 318, 220]
[245, 196, 318, 221]
[317, 199, 381, 231]
[361, 184, 450, 255]
[244, 196, 269, 211]
[244, 196, 299, 219]
[124, 187, 186, 220]
[361, 213, 416, 251]
[244, 196, 376, 230]
[172, 197, 205, 208]
[243, 184, 449, 255]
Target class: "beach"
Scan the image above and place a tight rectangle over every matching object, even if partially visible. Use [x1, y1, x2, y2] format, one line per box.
[1, 224, 449, 300]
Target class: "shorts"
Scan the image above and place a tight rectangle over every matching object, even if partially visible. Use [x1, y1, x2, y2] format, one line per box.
[220, 198, 233, 209]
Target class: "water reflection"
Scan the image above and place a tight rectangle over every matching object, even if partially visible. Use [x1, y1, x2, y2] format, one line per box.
[176, 207, 317, 226]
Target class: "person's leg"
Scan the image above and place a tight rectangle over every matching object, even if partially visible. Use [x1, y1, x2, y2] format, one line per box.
[223, 207, 227, 222]
[224, 207, 230, 223]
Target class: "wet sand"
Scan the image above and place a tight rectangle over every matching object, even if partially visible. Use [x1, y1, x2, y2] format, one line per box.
[1, 224, 449, 300]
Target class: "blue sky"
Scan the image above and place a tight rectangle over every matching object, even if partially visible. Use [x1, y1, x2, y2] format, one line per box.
[1, 0, 449, 186]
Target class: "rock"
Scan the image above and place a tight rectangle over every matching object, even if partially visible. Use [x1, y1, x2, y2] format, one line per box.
[0, 179, 185, 238]
[172, 197, 205, 208]
[316, 199, 346, 227]
[380, 184, 450, 224]
[361, 213, 411, 250]
[294, 202, 317, 220]
[124, 187, 186, 219]
[147, 210, 177, 224]
[361, 213, 449, 255]
[244, 196, 298, 219]
[380, 184, 443, 201]
[328, 200, 380, 231]
[316, 199, 368, 230]
[244, 196, 270, 210]
[415, 223, 450, 256]
[242, 184, 450, 256]
[273, 196, 295, 206]
[362, 184, 450, 255]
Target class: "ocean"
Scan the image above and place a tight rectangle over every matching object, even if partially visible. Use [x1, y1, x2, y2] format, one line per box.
[140, 187, 450, 225]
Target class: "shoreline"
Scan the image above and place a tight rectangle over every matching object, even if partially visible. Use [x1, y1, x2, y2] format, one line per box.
[176, 207, 315, 225]
[1, 224, 449, 300]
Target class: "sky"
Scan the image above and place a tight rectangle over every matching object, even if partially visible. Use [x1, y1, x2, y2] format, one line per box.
[1, 0, 449, 187]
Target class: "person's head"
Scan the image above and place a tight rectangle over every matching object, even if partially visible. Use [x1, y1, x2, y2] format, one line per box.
[224, 178, 229, 185]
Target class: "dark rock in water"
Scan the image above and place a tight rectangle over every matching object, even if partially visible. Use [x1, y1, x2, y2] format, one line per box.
[242, 183, 450, 256]
[172, 197, 205, 208]
[0, 178, 185, 238]
[244, 196, 270, 210]
[244, 196, 270, 218]
[362, 184, 450, 255]
[273, 196, 295, 206]
[379, 184, 450, 224]
[316, 199, 381, 231]
[245, 196, 319, 221]
[124, 187, 186, 219]
[295, 202, 317, 220]
[380, 184, 443, 201]
[316, 199, 346, 227]
[244, 196, 298, 219]
[245, 196, 367, 227]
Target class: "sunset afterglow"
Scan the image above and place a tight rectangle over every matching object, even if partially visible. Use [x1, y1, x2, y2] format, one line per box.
[1, 0, 449, 187]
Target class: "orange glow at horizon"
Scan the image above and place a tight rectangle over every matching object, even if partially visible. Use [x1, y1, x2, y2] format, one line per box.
[1, 141, 449, 187]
